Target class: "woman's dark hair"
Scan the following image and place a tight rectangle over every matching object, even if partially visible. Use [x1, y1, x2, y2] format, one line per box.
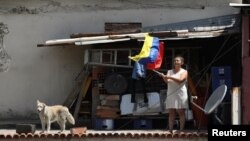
[174, 55, 184, 63]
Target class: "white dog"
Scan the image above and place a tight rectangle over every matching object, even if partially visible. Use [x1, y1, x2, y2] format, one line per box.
[37, 100, 75, 133]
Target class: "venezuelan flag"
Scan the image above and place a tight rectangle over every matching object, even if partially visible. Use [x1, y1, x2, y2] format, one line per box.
[129, 34, 160, 64]
[147, 41, 164, 70]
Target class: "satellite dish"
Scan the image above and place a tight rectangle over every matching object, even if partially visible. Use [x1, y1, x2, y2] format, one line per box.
[203, 85, 227, 114]
[191, 84, 227, 115]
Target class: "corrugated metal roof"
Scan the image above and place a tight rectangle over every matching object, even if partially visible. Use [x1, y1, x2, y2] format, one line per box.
[142, 14, 240, 32]
[37, 14, 241, 47]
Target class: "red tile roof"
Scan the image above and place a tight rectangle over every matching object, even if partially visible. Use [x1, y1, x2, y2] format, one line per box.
[0, 129, 208, 140]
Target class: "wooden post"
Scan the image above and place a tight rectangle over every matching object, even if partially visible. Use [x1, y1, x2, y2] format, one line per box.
[232, 87, 241, 125]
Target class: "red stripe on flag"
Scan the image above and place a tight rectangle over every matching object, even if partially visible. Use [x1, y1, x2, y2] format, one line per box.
[146, 42, 164, 70]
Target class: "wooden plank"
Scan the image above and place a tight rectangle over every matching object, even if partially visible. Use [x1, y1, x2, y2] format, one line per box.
[63, 70, 89, 107]
[79, 111, 91, 115]
[70, 31, 141, 38]
[97, 106, 120, 113]
[81, 76, 92, 98]
[96, 109, 119, 114]
[232, 87, 241, 125]
[105, 22, 141, 33]
[96, 111, 120, 118]
[100, 100, 120, 107]
[99, 95, 120, 101]
[73, 74, 91, 121]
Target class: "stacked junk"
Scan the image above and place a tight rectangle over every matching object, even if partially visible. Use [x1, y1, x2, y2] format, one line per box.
[94, 72, 194, 130]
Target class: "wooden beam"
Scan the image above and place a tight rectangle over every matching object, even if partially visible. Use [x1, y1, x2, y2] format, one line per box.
[73, 75, 91, 121]
[232, 87, 241, 125]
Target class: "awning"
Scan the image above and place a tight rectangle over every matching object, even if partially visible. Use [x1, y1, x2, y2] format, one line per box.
[37, 14, 240, 47]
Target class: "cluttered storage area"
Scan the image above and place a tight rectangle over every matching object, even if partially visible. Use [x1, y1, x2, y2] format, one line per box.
[37, 15, 242, 130]
[60, 32, 241, 130]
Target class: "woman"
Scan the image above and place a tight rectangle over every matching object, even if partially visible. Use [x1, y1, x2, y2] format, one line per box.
[161, 55, 188, 132]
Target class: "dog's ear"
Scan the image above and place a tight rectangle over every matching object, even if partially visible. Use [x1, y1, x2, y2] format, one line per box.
[37, 100, 40, 104]
[42, 101, 47, 106]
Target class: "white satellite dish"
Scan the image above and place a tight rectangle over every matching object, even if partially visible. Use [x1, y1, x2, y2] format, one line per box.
[191, 84, 227, 124]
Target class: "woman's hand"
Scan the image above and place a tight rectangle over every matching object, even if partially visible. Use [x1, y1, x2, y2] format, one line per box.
[160, 73, 169, 83]
[159, 73, 165, 77]
[162, 74, 170, 79]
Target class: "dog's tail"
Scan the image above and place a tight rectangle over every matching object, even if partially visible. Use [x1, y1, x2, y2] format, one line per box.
[66, 109, 75, 125]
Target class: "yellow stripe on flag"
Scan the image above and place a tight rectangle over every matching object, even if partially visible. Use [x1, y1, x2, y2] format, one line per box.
[129, 34, 153, 62]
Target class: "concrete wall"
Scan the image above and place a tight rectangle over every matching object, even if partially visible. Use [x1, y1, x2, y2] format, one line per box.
[0, 0, 241, 119]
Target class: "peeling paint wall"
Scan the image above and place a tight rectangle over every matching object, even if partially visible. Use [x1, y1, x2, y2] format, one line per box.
[0, 0, 241, 120]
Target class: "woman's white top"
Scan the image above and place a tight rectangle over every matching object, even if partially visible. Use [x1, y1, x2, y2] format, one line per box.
[165, 68, 188, 109]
